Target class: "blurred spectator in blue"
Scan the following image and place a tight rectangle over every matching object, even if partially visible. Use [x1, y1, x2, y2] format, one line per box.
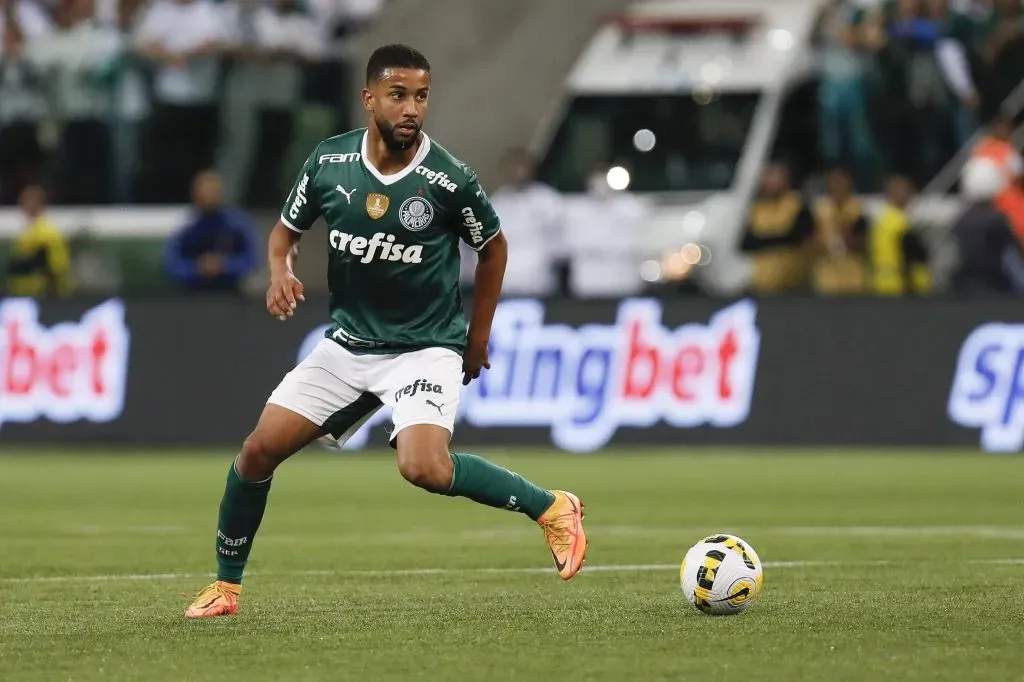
[879, 0, 955, 185]
[133, 0, 228, 204]
[0, 0, 52, 205]
[164, 170, 257, 293]
[27, 0, 121, 205]
[816, 0, 876, 187]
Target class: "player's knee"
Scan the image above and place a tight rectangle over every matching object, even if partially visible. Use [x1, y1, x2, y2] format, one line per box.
[238, 432, 286, 480]
[396, 447, 453, 493]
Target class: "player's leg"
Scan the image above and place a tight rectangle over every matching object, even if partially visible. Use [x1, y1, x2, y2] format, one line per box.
[185, 339, 379, 618]
[377, 348, 587, 580]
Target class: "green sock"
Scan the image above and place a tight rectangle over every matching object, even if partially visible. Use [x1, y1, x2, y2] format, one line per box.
[447, 453, 556, 521]
[215, 459, 272, 584]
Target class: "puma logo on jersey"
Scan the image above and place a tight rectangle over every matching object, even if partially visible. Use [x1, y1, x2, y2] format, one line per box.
[461, 207, 485, 244]
[336, 185, 357, 203]
[415, 166, 458, 193]
[329, 230, 423, 264]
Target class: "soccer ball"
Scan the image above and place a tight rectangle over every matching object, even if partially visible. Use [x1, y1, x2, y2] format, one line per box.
[679, 534, 763, 615]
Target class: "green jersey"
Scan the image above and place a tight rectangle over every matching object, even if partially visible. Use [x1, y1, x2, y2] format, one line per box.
[281, 129, 501, 355]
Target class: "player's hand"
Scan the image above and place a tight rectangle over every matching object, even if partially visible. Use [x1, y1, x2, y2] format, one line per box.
[266, 272, 305, 321]
[462, 335, 490, 385]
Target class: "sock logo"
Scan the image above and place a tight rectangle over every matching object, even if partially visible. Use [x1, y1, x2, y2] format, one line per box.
[394, 378, 443, 403]
[217, 530, 248, 547]
[505, 495, 519, 511]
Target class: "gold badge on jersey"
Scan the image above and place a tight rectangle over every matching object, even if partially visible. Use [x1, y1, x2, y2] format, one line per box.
[366, 193, 390, 219]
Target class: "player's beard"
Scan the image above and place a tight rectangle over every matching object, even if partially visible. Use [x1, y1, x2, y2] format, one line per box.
[376, 115, 419, 152]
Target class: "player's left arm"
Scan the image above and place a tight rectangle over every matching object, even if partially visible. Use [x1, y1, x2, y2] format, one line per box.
[455, 170, 505, 385]
[464, 230, 507, 385]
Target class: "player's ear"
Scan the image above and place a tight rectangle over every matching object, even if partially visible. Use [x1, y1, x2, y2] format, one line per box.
[361, 88, 374, 112]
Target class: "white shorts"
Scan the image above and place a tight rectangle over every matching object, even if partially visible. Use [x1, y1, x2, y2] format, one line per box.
[267, 338, 462, 448]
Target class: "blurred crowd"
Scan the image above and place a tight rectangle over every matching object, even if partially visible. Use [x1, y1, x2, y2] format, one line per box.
[5, 0, 1024, 300]
[812, 0, 1024, 189]
[0, 0, 384, 206]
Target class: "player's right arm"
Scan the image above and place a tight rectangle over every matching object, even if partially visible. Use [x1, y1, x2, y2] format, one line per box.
[268, 149, 321, 321]
[266, 222, 304, 321]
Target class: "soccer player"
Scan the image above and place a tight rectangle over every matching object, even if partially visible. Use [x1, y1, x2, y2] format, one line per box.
[184, 44, 588, 618]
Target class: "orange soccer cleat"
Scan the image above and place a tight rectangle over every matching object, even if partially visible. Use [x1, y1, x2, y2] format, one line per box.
[183, 580, 241, 619]
[537, 490, 588, 580]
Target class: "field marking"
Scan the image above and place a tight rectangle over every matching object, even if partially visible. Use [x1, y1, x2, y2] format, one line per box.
[4, 558, 1022, 585]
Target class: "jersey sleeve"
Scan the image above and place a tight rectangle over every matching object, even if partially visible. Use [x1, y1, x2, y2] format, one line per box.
[454, 170, 501, 251]
[280, 149, 321, 233]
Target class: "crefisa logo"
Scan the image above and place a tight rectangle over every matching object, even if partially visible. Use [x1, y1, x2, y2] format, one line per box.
[0, 298, 130, 433]
[948, 322, 1024, 452]
[300, 298, 761, 452]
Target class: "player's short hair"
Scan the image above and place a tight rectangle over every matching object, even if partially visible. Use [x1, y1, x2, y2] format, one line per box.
[366, 44, 431, 85]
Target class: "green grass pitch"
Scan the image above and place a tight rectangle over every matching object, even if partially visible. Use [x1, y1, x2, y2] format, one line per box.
[1, 448, 1022, 681]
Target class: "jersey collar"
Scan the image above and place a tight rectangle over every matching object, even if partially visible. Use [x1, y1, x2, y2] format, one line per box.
[360, 129, 431, 186]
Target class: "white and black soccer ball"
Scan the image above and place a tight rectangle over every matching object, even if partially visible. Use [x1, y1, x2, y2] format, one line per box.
[680, 534, 763, 615]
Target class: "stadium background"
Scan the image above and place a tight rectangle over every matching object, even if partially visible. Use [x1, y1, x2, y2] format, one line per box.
[2, 1, 1024, 681]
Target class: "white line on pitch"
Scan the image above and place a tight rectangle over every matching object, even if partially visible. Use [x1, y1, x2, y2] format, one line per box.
[5, 558, 1024, 585]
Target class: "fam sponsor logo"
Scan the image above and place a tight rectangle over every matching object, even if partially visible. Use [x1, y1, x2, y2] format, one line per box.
[948, 322, 1024, 451]
[394, 378, 443, 403]
[414, 166, 458, 192]
[461, 207, 484, 245]
[0, 298, 130, 433]
[328, 230, 424, 264]
[320, 152, 361, 164]
[288, 173, 309, 221]
[298, 299, 760, 452]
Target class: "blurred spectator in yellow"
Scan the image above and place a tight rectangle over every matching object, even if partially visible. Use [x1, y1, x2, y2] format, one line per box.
[869, 175, 931, 295]
[163, 170, 257, 293]
[740, 163, 814, 294]
[950, 155, 1024, 293]
[812, 167, 868, 294]
[970, 115, 1024, 243]
[4, 184, 73, 297]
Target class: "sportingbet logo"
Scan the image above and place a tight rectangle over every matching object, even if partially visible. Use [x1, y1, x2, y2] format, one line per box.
[948, 322, 1024, 451]
[461, 207, 484, 245]
[467, 299, 759, 451]
[415, 166, 458, 192]
[329, 230, 423, 264]
[0, 299, 130, 432]
[288, 173, 309, 221]
[300, 299, 760, 452]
